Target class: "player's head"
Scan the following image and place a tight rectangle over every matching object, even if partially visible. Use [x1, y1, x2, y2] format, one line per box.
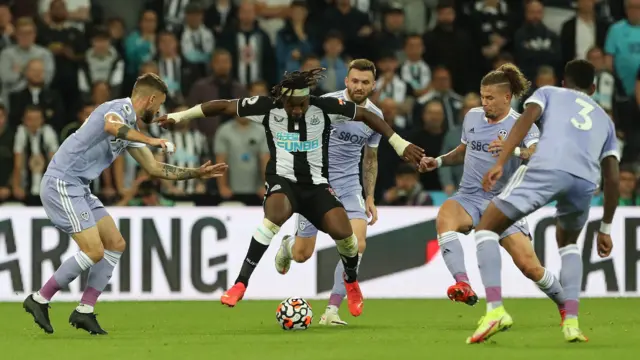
[345, 59, 376, 105]
[563, 59, 596, 95]
[480, 63, 530, 119]
[131, 73, 168, 124]
[271, 68, 325, 120]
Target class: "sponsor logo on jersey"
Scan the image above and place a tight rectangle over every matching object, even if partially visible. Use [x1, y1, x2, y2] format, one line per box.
[276, 132, 320, 152]
[336, 131, 367, 145]
[469, 140, 492, 153]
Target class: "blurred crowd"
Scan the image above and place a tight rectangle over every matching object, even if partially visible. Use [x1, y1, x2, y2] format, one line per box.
[0, 0, 638, 208]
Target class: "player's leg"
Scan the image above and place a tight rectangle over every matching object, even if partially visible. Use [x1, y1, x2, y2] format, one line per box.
[221, 177, 295, 307]
[499, 225, 566, 320]
[274, 215, 318, 275]
[436, 196, 478, 305]
[306, 186, 363, 317]
[24, 177, 103, 334]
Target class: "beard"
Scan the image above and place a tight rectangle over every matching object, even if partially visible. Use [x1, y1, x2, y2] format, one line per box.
[347, 88, 370, 105]
[141, 109, 155, 124]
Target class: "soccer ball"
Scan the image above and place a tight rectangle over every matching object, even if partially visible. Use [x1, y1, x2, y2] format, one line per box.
[276, 297, 313, 330]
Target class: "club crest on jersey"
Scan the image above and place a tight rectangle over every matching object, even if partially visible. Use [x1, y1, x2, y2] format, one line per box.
[80, 212, 89, 221]
[498, 129, 508, 139]
[123, 104, 132, 115]
[310, 115, 320, 125]
[274, 115, 284, 122]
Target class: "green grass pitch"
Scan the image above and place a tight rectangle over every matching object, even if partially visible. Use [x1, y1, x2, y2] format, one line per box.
[1, 299, 639, 359]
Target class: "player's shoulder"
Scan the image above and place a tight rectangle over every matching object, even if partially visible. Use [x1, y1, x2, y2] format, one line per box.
[310, 95, 351, 109]
[463, 107, 485, 121]
[364, 100, 383, 117]
[104, 97, 135, 119]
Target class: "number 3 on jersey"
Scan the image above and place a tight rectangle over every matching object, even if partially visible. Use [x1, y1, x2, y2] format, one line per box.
[571, 98, 594, 131]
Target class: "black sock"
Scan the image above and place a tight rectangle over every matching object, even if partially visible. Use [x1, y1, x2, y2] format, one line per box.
[235, 237, 269, 286]
[341, 254, 359, 283]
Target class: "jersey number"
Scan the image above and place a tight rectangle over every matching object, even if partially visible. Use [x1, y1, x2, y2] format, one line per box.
[571, 98, 594, 131]
[242, 96, 259, 107]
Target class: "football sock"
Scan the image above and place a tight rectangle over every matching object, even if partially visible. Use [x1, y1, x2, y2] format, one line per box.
[475, 230, 503, 311]
[559, 244, 582, 319]
[236, 219, 280, 286]
[438, 231, 469, 283]
[335, 233, 358, 283]
[35, 251, 95, 303]
[329, 253, 362, 307]
[535, 267, 566, 309]
[80, 250, 122, 312]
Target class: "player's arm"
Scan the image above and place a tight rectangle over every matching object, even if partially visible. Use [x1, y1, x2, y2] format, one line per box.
[104, 113, 157, 146]
[600, 155, 620, 226]
[127, 146, 219, 180]
[438, 143, 467, 167]
[158, 96, 269, 125]
[496, 103, 542, 167]
[517, 143, 537, 160]
[363, 145, 378, 198]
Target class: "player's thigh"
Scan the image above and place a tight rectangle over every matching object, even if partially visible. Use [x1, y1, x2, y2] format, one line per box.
[302, 185, 351, 240]
[500, 230, 543, 281]
[96, 215, 127, 252]
[295, 214, 318, 259]
[555, 175, 596, 246]
[436, 196, 477, 234]
[263, 175, 297, 226]
[40, 176, 103, 259]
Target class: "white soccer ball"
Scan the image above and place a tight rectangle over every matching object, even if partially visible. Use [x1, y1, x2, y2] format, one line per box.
[276, 297, 313, 330]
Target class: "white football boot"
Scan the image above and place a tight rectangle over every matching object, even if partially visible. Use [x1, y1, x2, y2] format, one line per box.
[319, 305, 348, 326]
[274, 235, 293, 275]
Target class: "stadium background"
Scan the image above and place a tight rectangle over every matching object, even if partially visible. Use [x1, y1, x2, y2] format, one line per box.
[0, 0, 639, 299]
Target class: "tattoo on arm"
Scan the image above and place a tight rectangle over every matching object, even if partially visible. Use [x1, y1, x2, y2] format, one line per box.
[364, 147, 378, 197]
[116, 125, 131, 140]
[160, 163, 200, 180]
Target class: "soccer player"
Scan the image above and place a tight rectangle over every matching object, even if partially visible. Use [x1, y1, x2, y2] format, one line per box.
[22, 73, 228, 335]
[272, 59, 381, 326]
[420, 64, 566, 319]
[156, 68, 424, 317]
[468, 59, 619, 343]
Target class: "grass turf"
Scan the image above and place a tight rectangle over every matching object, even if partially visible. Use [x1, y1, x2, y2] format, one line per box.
[0, 299, 638, 359]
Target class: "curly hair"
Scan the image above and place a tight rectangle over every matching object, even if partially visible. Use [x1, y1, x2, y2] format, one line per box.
[270, 68, 326, 102]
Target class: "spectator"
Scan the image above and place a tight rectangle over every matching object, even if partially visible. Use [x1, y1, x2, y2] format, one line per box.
[596, 164, 639, 206]
[151, 105, 209, 196]
[146, 0, 189, 33]
[179, 3, 214, 69]
[372, 2, 407, 61]
[9, 58, 65, 132]
[188, 49, 248, 137]
[423, 0, 477, 94]
[107, 17, 126, 56]
[372, 53, 413, 127]
[438, 92, 480, 196]
[124, 9, 157, 78]
[219, 1, 276, 87]
[375, 98, 407, 201]
[588, 47, 614, 111]
[518, 65, 556, 112]
[255, 0, 294, 43]
[204, 0, 238, 36]
[513, 0, 561, 81]
[78, 27, 124, 102]
[605, 0, 640, 98]
[12, 105, 58, 202]
[409, 99, 446, 190]
[91, 80, 111, 105]
[321, 0, 371, 59]
[0, 17, 55, 105]
[117, 178, 175, 207]
[40, 0, 91, 29]
[275, 0, 316, 80]
[300, 54, 326, 96]
[156, 30, 201, 105]
[60, 102, 93, 141]
[471, 0, 512, 66]
[560, 0, 610, 67]
[319, 31, 347, 92]
[413, 66, 463, 130]
[248, 80, 269, 96]
[400, 34, 431, 98]
[0, 104, 13, 203]
[214, 114, 270, 201]
[0, 4, 12, 52]
[381, 163, 434, 206]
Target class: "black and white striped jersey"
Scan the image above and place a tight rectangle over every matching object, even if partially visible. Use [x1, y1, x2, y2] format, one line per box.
[236, 95, 357, 185]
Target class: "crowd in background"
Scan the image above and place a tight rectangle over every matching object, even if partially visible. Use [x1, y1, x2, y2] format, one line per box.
[0, 0, 638, 208]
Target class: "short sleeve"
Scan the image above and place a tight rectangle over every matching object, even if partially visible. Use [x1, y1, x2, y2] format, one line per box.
[523, 86, 549, 112]
[604, 24, 619, 56]
[460, 110, 476, 145]
[236, 96, 273, 123]
[600, 122, 621, 162]
[312, 96, 357, 123]
[367, 132, 382, 148]
[522, 123, 540, 148]
[127, 141, 146, 148]
[13, 126, 26, 153]
[105, 101, 134, 124]
[213, 125, 229, 154]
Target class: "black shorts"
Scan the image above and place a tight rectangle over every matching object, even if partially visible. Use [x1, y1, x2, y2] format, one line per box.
[264, 174, 344, 232]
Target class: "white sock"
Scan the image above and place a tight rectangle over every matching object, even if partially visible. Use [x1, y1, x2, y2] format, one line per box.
[33, 291, 49, 304]
[76, 303, 94, 313]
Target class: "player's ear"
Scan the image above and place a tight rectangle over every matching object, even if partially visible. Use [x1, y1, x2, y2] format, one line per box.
[587, 83, 596, 96]
[344, 76, 348, 88]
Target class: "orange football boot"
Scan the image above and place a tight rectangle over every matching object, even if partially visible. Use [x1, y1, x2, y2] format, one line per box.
[221, 283, 246, 307]
[343, 274, 364, 317]
[447, 281, 479, 306]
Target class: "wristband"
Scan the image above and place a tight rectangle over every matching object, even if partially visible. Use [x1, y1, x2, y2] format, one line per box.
[599, 222, 611, 235]
[169, 105, 204, 124]
[165, 142, 176, 154]
[388, 133, 411, 156]
[435, 157, 443, 168]
[513, 147, 521, 158]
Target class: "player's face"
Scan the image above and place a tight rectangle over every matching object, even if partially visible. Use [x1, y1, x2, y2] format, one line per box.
[345, 69, 375, 105]
[619, 171, 636, 195]
[480, 85, 511, 120]
[142, 92, 167, 124]
[282, 96, 309, 120]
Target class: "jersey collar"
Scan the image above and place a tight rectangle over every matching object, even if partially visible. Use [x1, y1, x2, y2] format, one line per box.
[485, 109, 516, 124]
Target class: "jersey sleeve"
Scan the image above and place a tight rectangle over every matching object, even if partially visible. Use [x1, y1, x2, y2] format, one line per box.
[460, 111, 473, 144]
[604, 23, 620, 55]
[600, 122, 621, 162]
[523, 86, 550, 112]
[104, 100, 133, 123]
[366, 105, 383, 147]
[521, 123, 540, 148]
[313, 96, 357, 123]
[236, 96, 273, 123]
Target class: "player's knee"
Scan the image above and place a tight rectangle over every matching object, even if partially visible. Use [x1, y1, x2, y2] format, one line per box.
[110, 237, 126, 253]
[436, 215, 456, 234]
[517, 259, 544, 281]
[357, 239, 366, 254]
[82, 241, 105, 263]
[265, 214, 288, 227]
[292, 241, 314, 263]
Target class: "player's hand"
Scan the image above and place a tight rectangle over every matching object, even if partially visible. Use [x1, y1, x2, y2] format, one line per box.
[482, 164, 503, 192]
[418, 157, 438, 172]
[402, 143, 425, 166]
[365, 195, 378, 225]
[596, 232, 613, 258]
[150, 138, 176, 154]
[488, 138, 504, 157]
[197, 160, 228, 179]
[153, 115, 176, 128]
